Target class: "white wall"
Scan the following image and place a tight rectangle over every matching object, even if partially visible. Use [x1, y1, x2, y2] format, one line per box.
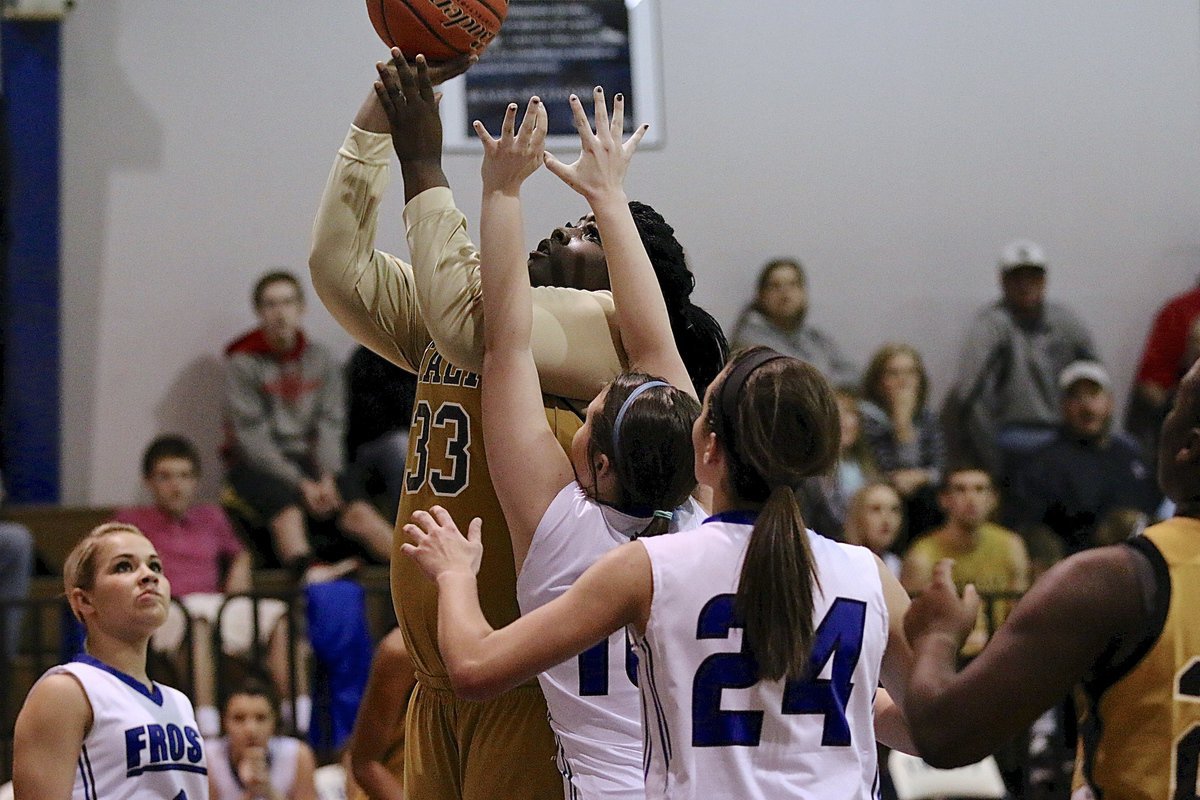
[59, 1, 1200, 504]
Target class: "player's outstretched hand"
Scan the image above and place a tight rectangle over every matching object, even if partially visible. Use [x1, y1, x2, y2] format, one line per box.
[475, 96, 548, 195]
[401, 505, 484, 582]
[544, 86, 648, 204]
[903, 559, 979, 649]
[374, 49, 443, 164]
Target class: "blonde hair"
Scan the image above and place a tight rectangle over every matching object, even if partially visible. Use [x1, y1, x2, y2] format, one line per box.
[843, 482, 903, 549]
[63, 522, 148, 621]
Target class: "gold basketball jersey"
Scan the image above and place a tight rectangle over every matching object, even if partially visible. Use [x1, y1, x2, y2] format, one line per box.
[1073, 516, 1200, 800]
[392, 343, 583, 684]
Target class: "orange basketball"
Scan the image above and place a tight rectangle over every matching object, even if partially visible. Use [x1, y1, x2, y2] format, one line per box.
[367, 0, 508, 62]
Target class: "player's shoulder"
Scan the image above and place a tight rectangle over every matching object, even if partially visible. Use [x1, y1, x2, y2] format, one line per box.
[23, 669, 91, 723]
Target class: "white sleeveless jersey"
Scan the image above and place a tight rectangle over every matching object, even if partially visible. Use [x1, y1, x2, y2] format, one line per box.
[205, 736, 301, 800]
[44, 656, 209, 800]
[516, 482, 705, 800]
[635, 512, 888, 800]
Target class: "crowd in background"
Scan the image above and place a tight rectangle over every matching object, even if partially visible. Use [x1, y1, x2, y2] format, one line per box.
[0, 240, 1191, 797]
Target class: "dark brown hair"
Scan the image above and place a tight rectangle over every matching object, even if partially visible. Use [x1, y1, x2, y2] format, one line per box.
[141, 434, 201, 478]
[706, 347, 841, 680]
[585, 372, 701, 538]
[862, 342, 930, 418]
[252, 269, 303, 309]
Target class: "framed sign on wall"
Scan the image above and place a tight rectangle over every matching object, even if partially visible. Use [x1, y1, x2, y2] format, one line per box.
[440, 0, 664, 152]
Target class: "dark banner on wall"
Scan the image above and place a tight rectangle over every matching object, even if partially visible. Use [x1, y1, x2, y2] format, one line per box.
[466, 0, 633, 138]
[442, 0, 663, 151]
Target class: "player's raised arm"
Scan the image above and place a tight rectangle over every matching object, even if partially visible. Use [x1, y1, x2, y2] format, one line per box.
[401, 505, 649, 700]
[474, 97, 575, 571]
[545, 89, 695, 399]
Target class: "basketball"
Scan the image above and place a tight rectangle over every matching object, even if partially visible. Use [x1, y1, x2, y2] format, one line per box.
[367, 0, 508, 62]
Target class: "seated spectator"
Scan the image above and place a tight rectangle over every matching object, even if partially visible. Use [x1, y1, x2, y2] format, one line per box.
[347, 628, 416, 800]
[941, 240, 1098, 486]
[346, 345, 417, 521]
[114, 435, 309, 736]
[0, 470, 34, 660]
[798, 386, 879, 540]
[1127, 276, 1200, 464]
[843, 482, 905, 577]
[860, 342, 946, 541]
[1007, 360, 1160, 554]
[223, 270, 393, 580]
[731, 257, 857, 386]
[901, 466, 1029, 653]
[208, 677, 318, 800]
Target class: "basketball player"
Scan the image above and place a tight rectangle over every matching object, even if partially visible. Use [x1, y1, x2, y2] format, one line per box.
[476, 90, 710, 798]
[346, 628, 415, 800]
[903, 357, 1200, 797]
[402, 346, 916, 799]
[310, 51, 725, 799]
[13, 523, 208, 800]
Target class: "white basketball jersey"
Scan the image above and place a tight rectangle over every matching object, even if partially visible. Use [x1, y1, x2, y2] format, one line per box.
[44, 656, 208, 800]
[516, 482, 705, 800]
[635, 511, 887, 800]
[206, 736, 300, 800]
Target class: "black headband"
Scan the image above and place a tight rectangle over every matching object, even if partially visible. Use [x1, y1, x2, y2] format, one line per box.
[710, 347, 787, 448]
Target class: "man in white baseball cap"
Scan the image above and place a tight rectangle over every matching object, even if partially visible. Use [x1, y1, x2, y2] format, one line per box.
[943, 240, 1099, 491]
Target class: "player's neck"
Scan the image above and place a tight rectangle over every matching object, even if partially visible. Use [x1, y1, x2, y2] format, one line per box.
[85, 635, 153, 689]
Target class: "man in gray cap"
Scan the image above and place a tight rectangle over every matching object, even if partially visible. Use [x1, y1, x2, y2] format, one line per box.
[1007, 360, 1160, 553]
[942, 240, 1099, 486]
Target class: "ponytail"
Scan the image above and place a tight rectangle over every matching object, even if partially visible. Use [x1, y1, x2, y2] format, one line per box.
[709, 347, 841, 682]
[735, 485, 819, 681]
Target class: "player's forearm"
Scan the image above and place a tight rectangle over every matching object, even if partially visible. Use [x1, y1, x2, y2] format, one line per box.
[400, 159, 450, 204]
[350, 760, 404, 800]
[589, 194, 686, 388]
[906, 633, 986, 767]
[436, 571, 513, 701]
[480, 189, 534, 354]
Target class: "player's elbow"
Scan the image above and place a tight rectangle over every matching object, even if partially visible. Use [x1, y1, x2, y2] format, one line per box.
[448, 661, 508, 703]
[909, 715, 993, 769]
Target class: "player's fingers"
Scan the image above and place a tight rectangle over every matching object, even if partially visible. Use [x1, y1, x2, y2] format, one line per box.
[610, 92, 625, 137]
[542, 151, 573, 182]
[567, 94, 598, 145]
[962, 583, 981, 611]
[932, 558, 955, 588]
[472, 119, 495, 146]
[375, 63, 404, 104]
[373, 81, 394, 115]
[399, 542, 418, 558]
[401, 523, 428, 544]
[428, 505, 458, 531]
[591, 86, 610, 140]
[517, 97, 541, 143]
[393, 48, 418, 97]
[414, 54, 436, 102]
[467, 518, 483, 545]
[499, 102, 518, 140]
[626, 122, 649, 153]
[408, 509, 435, 532]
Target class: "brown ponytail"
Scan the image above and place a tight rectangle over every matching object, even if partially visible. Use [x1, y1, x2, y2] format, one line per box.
[710, 347, 841, 681]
